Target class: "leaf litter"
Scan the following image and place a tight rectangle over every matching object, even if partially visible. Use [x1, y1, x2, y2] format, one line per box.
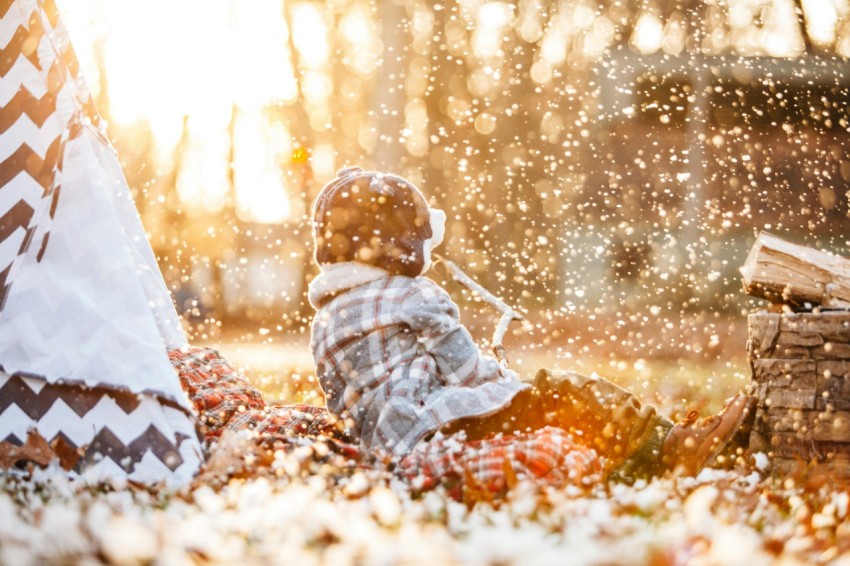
[2, 428, 850, 565]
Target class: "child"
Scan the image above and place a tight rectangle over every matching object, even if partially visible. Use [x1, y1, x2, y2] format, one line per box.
[309, 167, 754, 481]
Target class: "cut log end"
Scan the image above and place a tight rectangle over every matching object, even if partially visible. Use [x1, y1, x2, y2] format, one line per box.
[741, 232, 850, 309]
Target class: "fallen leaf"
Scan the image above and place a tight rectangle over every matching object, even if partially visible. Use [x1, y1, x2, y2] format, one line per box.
[0, 430, 55, 469]
[50, 436, 85, 471]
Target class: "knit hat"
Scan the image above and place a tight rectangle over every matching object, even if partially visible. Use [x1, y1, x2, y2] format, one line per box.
[313, 167, 444, 277]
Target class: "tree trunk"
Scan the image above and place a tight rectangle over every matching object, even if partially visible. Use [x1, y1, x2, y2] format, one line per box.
[371, 0, 408, 171]
[793, 0, 816, 55]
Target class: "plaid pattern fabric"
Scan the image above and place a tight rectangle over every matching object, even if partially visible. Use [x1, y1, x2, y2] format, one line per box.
[311, 272, 528, 457]
[168, 347, 355, 456]
[169, 346, 602, 496]
[398, 427, 603, 501]
[168, 347, 265, 437]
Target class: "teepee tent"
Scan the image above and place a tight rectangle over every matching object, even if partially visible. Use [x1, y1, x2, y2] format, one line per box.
[0, 0, 202, 485]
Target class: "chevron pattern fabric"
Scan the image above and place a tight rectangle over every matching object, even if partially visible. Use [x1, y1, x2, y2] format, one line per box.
[0, 0, 189, 401]
[0, 0, 203, 485]
[0, 0, 100, 311]
[0, 370, 202, 485]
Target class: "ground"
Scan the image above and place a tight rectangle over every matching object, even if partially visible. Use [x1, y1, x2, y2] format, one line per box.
[3, 314, 849, 565]
[3, 449, 849, 565]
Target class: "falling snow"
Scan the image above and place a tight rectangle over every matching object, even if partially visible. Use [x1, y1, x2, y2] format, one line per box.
[7, 0, 850, 563]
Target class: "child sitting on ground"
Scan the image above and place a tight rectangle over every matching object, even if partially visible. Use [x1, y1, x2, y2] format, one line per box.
[309, 167, 754, 482]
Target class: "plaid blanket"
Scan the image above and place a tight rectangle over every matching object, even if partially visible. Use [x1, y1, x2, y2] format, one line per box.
[168, 347, 602, 499]
[399, 428, 602, 501]
[168, 347, 355, 457]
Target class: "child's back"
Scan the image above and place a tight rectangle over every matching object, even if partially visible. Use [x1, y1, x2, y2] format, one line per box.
[310, 263, 524, 457]
[309, 167, 754, 478]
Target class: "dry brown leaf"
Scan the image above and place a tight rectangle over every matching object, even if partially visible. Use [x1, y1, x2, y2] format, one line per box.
[502, 456, 518, 490]
[192, 430, 267, 488]
[0, 430, 55, 469]
[462, 467, 496, 507]
[50, 436, 85, 471]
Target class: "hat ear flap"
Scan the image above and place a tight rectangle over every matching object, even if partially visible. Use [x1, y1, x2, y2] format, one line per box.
[429, 208, 446, 248]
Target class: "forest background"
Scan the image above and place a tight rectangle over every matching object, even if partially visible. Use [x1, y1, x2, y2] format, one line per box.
[58, 0, 850, 407]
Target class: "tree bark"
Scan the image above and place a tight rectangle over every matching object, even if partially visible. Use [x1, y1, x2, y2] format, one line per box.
[371, 0, 408, 171]
[793, 0, 816, 55]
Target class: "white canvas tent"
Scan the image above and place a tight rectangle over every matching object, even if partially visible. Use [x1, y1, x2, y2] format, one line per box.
[0, 0, 202, 485]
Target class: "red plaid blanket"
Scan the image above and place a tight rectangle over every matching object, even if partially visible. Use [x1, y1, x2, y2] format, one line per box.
[168, 347, 354, 456]
[168, 347, 602, 499]
[398, 428, 602, 501]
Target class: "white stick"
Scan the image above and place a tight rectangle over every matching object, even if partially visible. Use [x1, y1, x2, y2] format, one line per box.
[436, 256, 524, 367]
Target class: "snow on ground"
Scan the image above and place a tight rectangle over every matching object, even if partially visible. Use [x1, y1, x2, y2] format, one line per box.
[2, 436, 850, 566]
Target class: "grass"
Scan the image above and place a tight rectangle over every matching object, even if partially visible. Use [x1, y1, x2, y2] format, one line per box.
[6, 315, 850, 565]
[205, 310, 752, 423]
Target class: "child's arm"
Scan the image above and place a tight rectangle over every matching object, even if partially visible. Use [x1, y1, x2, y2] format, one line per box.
[400, 280, 519, 387]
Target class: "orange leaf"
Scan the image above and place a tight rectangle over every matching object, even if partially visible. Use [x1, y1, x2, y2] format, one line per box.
[50, 436, 85, 471]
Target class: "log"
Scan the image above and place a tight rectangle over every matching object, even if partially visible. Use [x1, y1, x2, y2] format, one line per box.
[741, 231, 850, 308]
[748, 310, 850, 477]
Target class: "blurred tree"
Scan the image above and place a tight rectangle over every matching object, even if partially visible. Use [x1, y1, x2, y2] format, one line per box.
[70, 0, 850, 328]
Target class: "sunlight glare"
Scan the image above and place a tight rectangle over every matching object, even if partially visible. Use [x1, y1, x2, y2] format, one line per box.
[802, 0, 846, 45]
[473, 2, 514, 59]
[234, 112, 292, 223]
[291, 3, 330, 69]
[632, 12, 664, 55]
[57, 0, 305, 223]
[340, 5, 382, 75]
[177, 112, 231, 214]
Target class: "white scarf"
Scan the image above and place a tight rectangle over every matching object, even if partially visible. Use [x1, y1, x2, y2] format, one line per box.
[308, 262, 389, 308]
[308, 208, 446, 308]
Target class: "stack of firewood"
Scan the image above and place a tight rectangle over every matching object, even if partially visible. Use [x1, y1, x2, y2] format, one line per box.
[743, 232, 850, 478]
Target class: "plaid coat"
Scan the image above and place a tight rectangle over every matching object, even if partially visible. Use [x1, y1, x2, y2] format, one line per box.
[310, 265, 528, 457]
